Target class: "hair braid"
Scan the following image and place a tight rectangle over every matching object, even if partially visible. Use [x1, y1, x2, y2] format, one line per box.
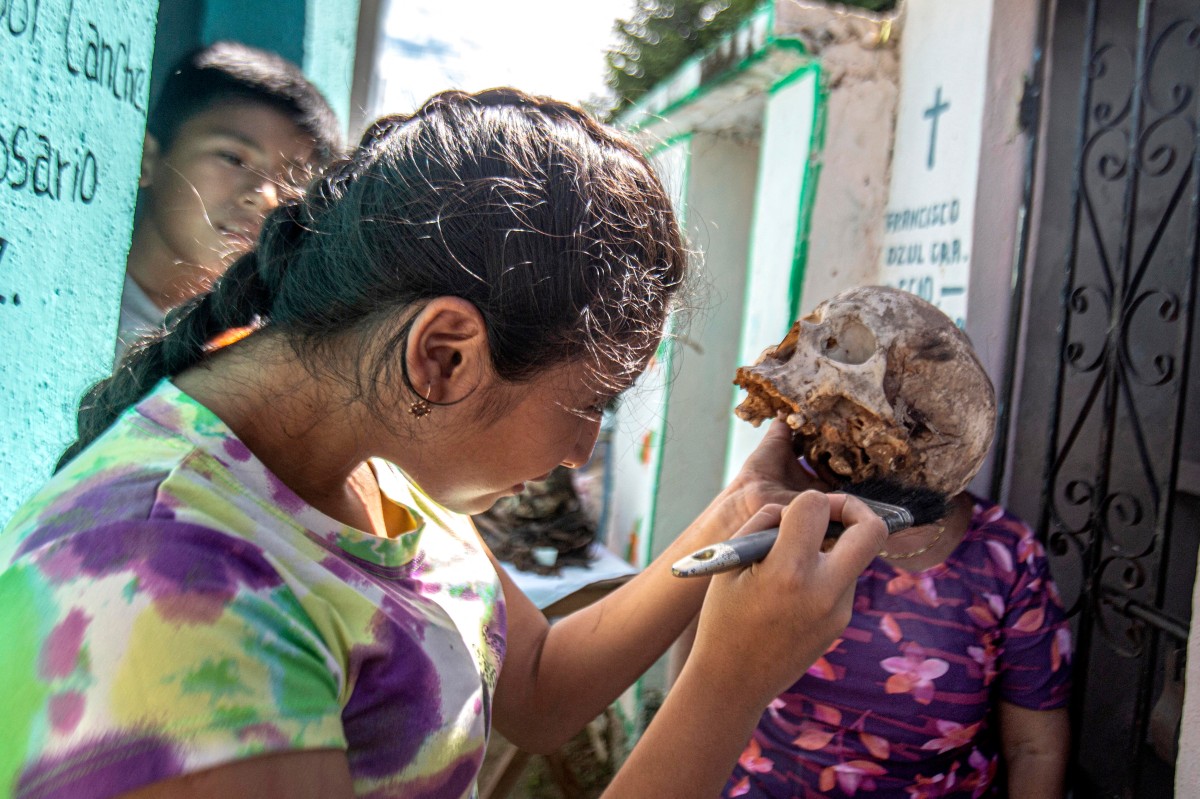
[56, 252, 274, 471]
[59, 85, 689, 469]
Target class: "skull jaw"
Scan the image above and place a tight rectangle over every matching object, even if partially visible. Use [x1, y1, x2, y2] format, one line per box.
[796, 422, 913, 485]
[736, 394, 919, 488]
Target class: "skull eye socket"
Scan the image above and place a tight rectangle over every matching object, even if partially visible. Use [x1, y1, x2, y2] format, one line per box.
[821, 321, 876, 365]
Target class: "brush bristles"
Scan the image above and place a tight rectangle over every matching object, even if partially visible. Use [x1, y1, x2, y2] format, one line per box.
[839, 477, 950, 528]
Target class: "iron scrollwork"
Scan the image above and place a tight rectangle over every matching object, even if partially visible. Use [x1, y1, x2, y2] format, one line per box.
[1047, 3, 1197, 654]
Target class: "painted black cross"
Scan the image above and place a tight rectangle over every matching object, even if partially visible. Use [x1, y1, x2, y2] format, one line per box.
[923, 86, 950, 170]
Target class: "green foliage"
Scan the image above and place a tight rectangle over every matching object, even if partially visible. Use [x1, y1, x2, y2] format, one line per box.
[604, 0, 897, 116]
[606, 0, 760, 115]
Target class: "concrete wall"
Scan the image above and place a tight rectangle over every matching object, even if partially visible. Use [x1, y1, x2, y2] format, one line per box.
[203, 0, 305, 64]
[0, 0, 160, 524]
[723, 69, 821, 479]
[963, 0, 1039, 494]
[776, 1, 898, 314]
[146, 0, 202, 107]
[605, 139, 692, 568]
[1182, 561, 1200, 797]
[300, 0, 361, 129]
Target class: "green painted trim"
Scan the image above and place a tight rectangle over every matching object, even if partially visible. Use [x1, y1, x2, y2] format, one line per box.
[642, 135, 692, 564]
[616, 686, 639, 740]
[633, 677, 645, 739]
[721, 63, 824, 483]
[618, 2, 775, 124]
[626, 39, 810, 134]
[621, 2, 811, 134]
[730, 60, 818, 376]
[733, 168, 766, 358]
[770, 59, 818, 94]
[645, 131, 694, 159]
[785, 65, 827, 320]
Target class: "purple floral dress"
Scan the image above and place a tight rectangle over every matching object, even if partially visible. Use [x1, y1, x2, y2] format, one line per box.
[723, 496, 1071, 798]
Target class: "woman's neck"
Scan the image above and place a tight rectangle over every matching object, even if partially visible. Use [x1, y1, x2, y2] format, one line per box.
[172, 336, 389, 533]
[876, 491, 972, 573]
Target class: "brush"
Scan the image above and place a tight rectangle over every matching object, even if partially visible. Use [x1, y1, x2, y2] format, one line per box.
[671, 479, 949, 578]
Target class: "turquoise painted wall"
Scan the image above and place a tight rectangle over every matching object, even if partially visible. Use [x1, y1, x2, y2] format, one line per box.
[202, 0, 360, 129]
[301, 0, 360, 129]
[0, 0, 160, 524]
[202, 0, 305, 64]
[0, 0, 363, 525]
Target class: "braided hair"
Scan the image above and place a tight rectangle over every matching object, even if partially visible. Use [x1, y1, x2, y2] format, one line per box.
[59, 88, 688, 469]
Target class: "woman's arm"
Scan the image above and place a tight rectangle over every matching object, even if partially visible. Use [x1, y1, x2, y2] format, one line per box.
[485, 529, 715, 751]
[602, 491, 885, 798]
[998, 703, 1069, 799]
[493, 484, 883, 761]
[490, 422, 823, 751]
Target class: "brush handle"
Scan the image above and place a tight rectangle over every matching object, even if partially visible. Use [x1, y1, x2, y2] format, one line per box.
[722, 527, 781, 565]
[671, 503, 913, 578]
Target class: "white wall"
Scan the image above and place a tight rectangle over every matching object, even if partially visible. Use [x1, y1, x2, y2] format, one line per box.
[653, 132, 762, 558]
[605, 139, 692, 567]
[724, 69, 820, 482]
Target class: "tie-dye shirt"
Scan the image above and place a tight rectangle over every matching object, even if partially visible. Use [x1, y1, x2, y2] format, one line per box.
[0, 380, 507, 799]
[724, 496, 1071, 798]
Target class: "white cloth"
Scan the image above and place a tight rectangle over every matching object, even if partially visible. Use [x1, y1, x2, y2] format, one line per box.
[501, 543, 638, 610]
[115, 272, 165, 363]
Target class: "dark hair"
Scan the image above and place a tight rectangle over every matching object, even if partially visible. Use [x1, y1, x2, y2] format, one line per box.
[60, 88, 688, 468]
[148, 41, 342, 166]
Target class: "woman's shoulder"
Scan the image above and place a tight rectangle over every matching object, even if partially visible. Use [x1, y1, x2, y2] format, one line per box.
[3, 422, 194, 561]
[1, 381, 301, 571]
[957, 493, 1057, 587]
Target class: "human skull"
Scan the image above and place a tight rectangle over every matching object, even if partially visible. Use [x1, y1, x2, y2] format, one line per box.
[733, 285, 996, 495]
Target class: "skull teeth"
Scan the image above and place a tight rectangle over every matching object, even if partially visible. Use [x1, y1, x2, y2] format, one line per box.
[732, 286, 998, 495]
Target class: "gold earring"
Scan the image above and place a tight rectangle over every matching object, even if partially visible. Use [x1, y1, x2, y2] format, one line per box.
[409, 384, 432, 418]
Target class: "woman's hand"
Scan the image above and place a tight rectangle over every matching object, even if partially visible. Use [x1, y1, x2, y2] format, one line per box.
[604, 490, 887, 798]
[692, 420, 828, 552]
[690, 490, 885, 706]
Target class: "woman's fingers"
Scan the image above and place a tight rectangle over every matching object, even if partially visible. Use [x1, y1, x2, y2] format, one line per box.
[762, 491, 832, 561]
[822, 494, 889, 583]
[749, 492, 888, 574]
[691, 489, 883, 706]
[728, 503, 785, 540]
[738, 421, 803, 480]
[761, 418, 795, 445]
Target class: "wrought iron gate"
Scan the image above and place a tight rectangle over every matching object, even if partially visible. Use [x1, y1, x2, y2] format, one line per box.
[1007, 0, 1200, 796]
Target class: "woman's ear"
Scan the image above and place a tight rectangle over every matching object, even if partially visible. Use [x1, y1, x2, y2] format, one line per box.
[139, 134, 161, 189]
[404, 297, 489, 404]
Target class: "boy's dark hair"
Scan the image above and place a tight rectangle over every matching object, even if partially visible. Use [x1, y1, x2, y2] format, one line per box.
[61, 88, 688, 468]
[147, 41, 342, 165]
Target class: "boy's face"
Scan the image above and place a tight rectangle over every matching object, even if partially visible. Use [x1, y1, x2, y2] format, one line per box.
[135, 100, 318, 291]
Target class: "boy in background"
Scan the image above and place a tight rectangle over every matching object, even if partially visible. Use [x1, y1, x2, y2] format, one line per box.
[118, 41, 342, 359]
